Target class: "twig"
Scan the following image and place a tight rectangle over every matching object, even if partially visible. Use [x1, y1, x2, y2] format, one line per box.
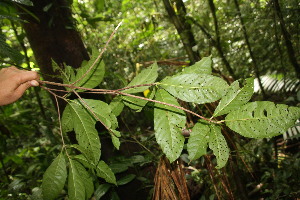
[71, 21, 123, 86]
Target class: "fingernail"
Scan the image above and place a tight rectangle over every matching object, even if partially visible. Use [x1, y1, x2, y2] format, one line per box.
[31, 80, 39, 86]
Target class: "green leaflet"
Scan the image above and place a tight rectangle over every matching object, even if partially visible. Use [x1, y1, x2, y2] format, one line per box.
[122, 62, 158, 94]
[69, 144, 95, 164]
[110, 96, 125, 117]
[160, 74, 229, 104]
[111, 129, 121, 150]
[96, 161, 117, 185]
[73, 47, 105, 90]
[154, 89, 186, 163]
[187, 122, 210, 161]
[73, 154, 95, 169]
[225, 101, 300, 138]
[208, 124, 229, 169]
[68, 159, 86, 200]
[117, 174, 136, 185]
[42, 153, 67, 200]
[94, 184, 112, 200]
[73, 160, 94, 200]
[83, 99, 118, 129]
[213, 78, 254, 117]
[62, 100, 101, 164]
[179, 56, 212, 75]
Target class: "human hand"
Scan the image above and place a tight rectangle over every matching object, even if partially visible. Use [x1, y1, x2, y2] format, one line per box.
[0, 66, 40, 106]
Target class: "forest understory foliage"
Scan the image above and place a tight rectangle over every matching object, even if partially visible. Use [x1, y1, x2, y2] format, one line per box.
[1, 0, 300, 199]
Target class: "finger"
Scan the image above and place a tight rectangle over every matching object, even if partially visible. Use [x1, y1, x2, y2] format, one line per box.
[14, 81, 33, 99]
[14, 71, 39, 85]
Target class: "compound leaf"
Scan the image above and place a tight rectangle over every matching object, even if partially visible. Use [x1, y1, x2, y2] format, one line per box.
[213, 78, 254, 117]
[96, 161, 117, 185]
[68, 159, 86, 200]
[225, 101, 300, 138]
[160, 74, 228, 104]
[208, 124, 229, 169]
[154, 89, 186, 163]
[187, 122, 210, 161]
[123, 62, 158, 94]
[42, 153, 67, 200]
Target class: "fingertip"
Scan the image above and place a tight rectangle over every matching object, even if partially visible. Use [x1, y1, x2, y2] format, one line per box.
[30, 80, 39, 87]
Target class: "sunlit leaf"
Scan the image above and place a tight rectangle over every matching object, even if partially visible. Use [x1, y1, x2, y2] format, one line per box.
[180, 56, 212, 75]
[160, 74, 228, 104]
[213, 78, 254, 117]
[208, 124, 229, 169]
[68, 159, 86, 200]
[226, 101, 300, 138]
[123, 62, 158, 94]
[154, 89, 186, 162]
[187, 122, 210, 161]
[42, 153, 67, 200]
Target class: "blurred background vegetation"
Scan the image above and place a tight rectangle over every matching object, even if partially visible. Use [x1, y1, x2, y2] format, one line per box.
[0, 0, 299, 199]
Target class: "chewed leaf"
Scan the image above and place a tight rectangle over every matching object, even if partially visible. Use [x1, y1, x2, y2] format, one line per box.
[73, 47, 105, 91]
[213, 78, 254, 117]
[154, 89, 186, 163]
[68, 159, 86, 200]
[96, 161, 117, 185]
[42, 153, 67, 200]
[123, 62, 158, 94]
[225, 101, 300, 138]
[208, 124, 229, 169]
[187, 122, 210, 161]
[180, 56, 212, 75]
[160, 74, 228, 104]
[62, 100, 101, 164]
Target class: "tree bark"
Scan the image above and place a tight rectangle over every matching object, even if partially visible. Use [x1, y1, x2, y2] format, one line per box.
[18, 0, 89, 109]
[162, 0, 200, 64]
[207, 0, 236, 79]
[273, 0, 300, 79]
[233, 0, 266, 97]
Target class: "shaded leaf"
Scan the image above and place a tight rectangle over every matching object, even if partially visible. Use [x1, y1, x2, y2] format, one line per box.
[213, 78, 254, 117]
[73, 160, 94, 199]
[187, 122, 210, 161]
[96, 161, 117, 185]
[94, 184, 112, 200]
[123, 62, 158, 93]
[111, 129, 121, 150]
[154, 89, 186, 162]
[208, 125, 229, 169]
[68, 159, 86, 200]
[225, 101, 300, 138]
[0, 34, 24, 64]
[122, 89, 155, 112]
[110, 96, 124, 116]
[117, 174, 136, 185]
[42, 153, 67, 200]
[62, 100, 101, 164]
[160, 74, 228, 104]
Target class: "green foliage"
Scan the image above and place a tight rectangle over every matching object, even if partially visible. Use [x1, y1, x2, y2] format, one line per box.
[42, 153, 67, 200]
[160, 73, 229, 104]
[225, 101, 300, 138]
[154, 89, 186, 162]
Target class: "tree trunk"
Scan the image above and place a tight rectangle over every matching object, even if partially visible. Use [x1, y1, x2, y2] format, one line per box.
[162, 0, 200, 64]
[18, 0, 89, 109]
[207, 0, 236, 80]
[233, 0, 266, 97]
[273, 0, 300, 79]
